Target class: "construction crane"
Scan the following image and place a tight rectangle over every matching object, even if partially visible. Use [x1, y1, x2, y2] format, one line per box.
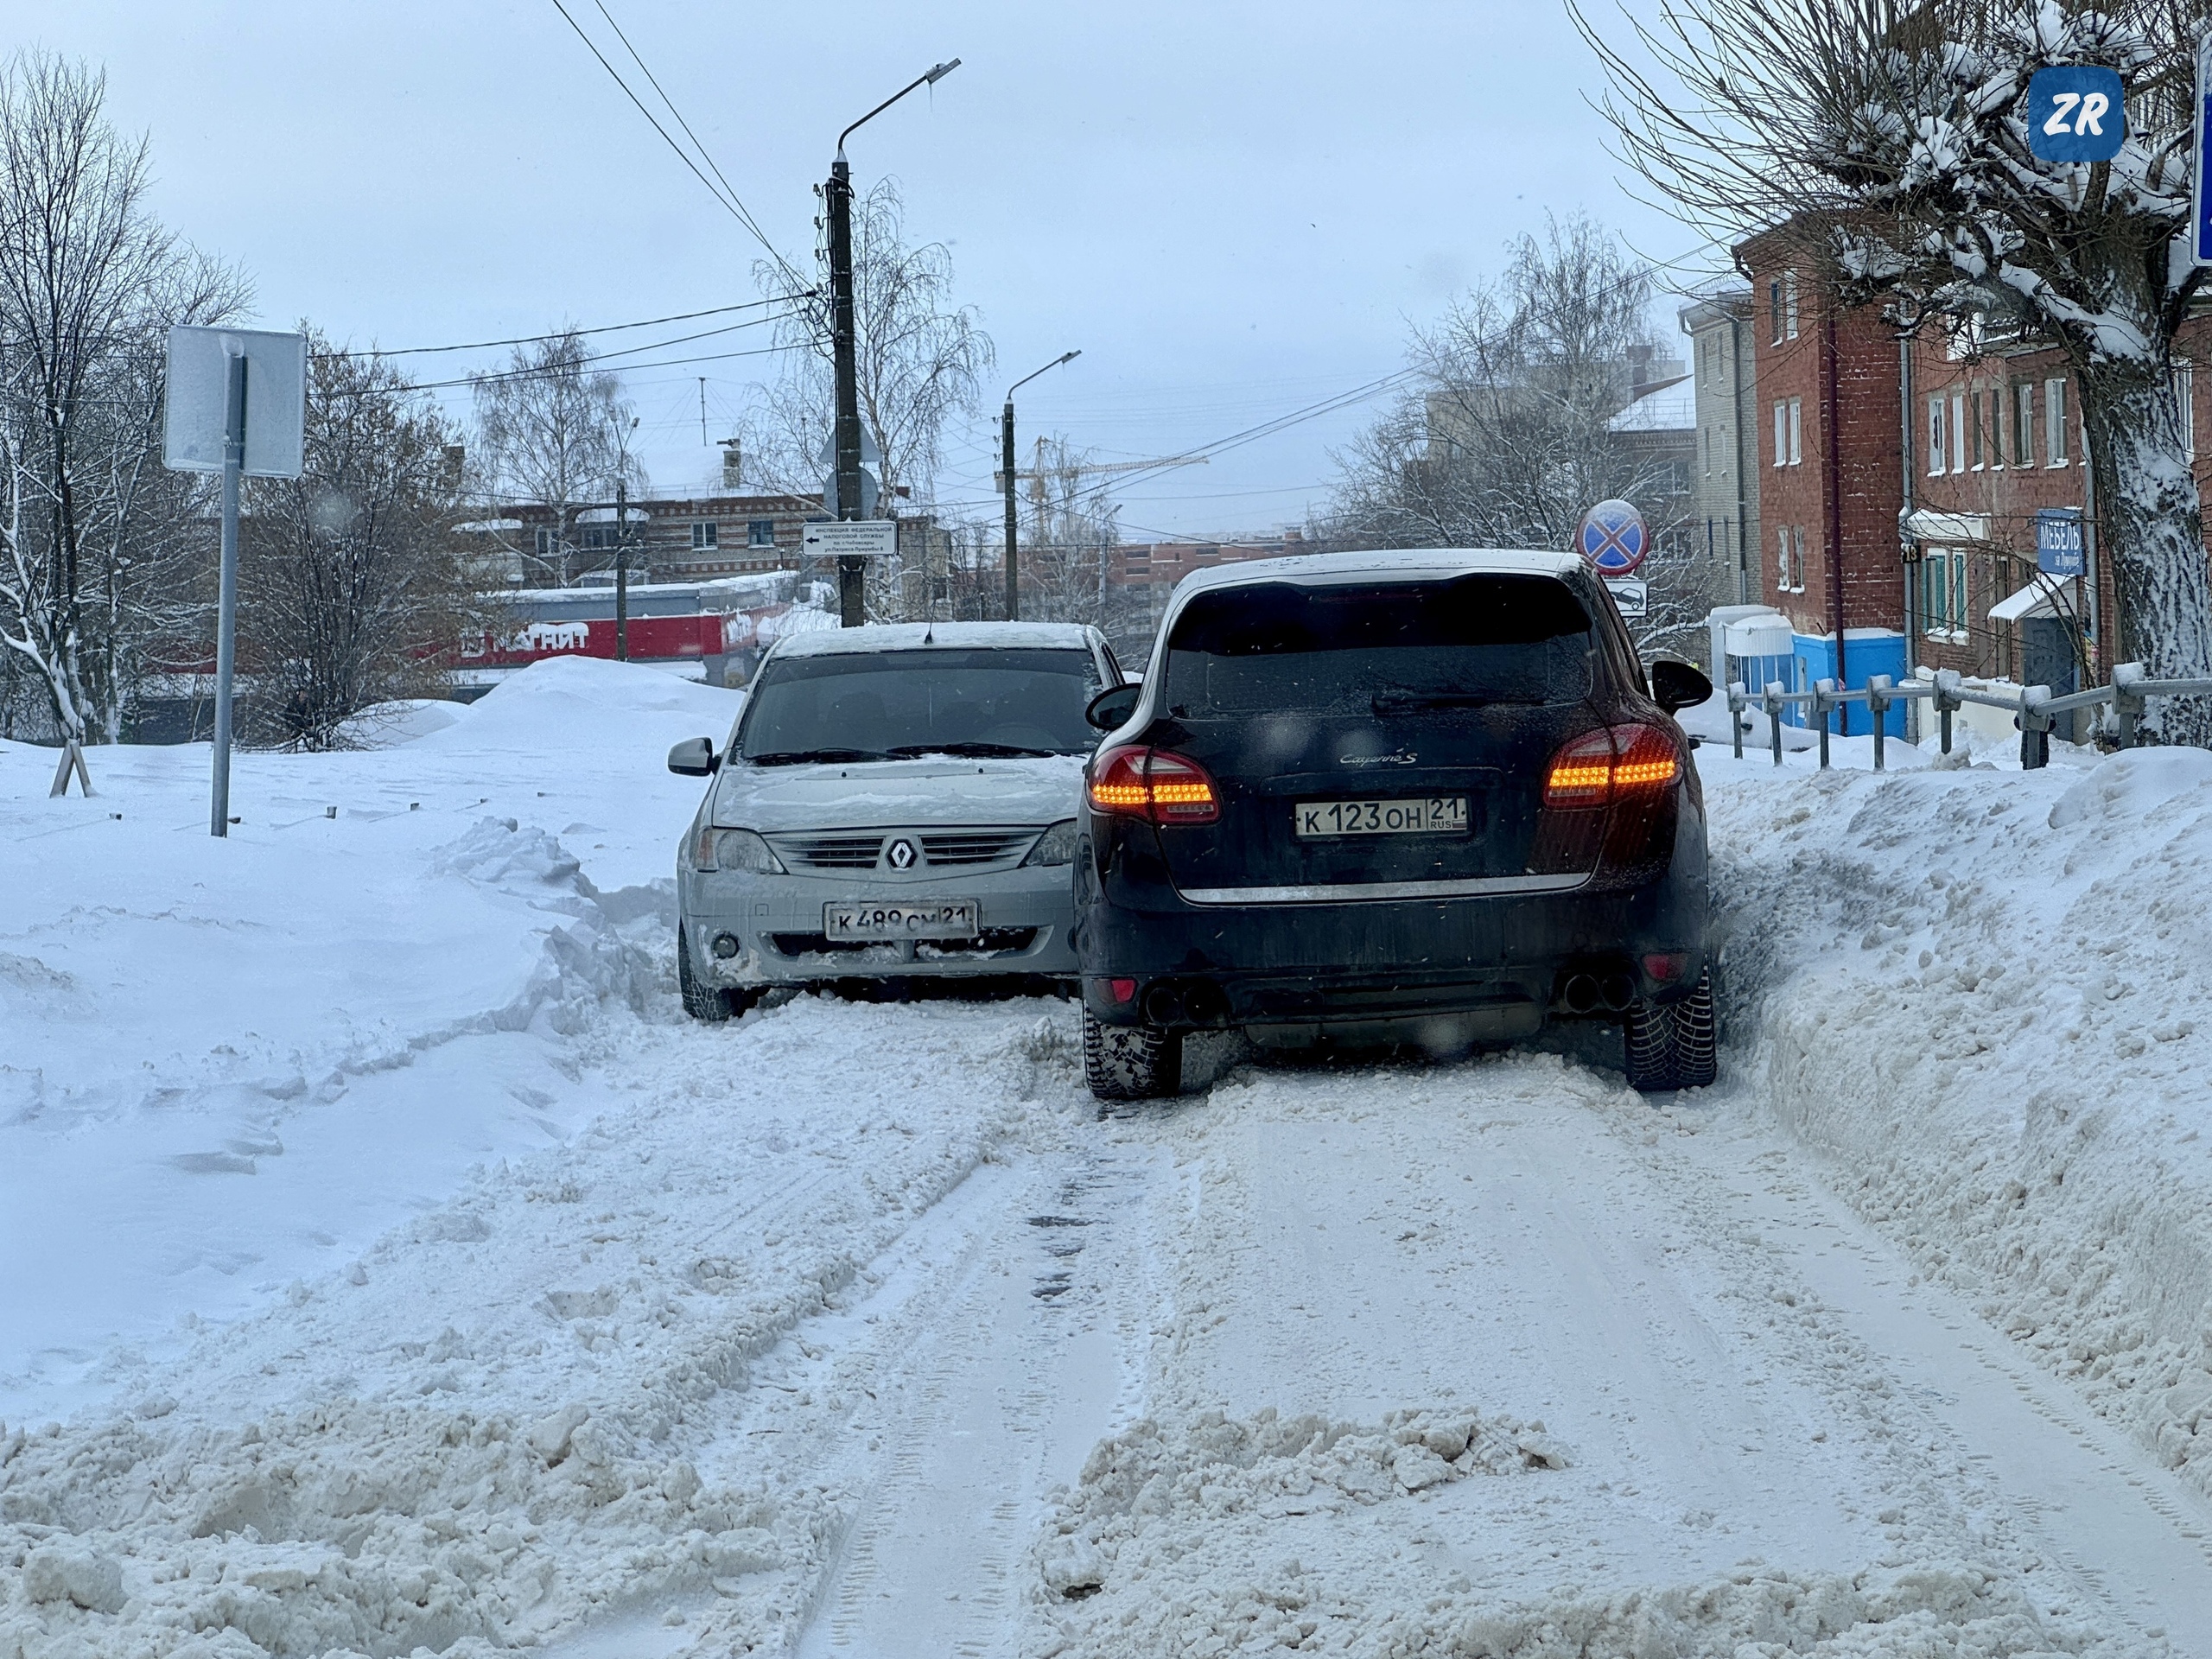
[995, 441, 1206, 514]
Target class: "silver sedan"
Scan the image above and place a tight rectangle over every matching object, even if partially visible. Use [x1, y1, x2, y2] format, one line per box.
[668, 621, 1126, 1019]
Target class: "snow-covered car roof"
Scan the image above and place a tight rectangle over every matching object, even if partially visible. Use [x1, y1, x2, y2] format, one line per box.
[764, 621, 1097, 659]
[1168, 547, 1586, 601]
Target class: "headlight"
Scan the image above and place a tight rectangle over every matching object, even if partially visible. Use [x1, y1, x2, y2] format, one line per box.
[1022, 818, 1079, 867]
[691, 825, 784, 874]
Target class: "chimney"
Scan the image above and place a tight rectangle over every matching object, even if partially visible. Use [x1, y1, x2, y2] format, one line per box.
[720, 441, 742, 490]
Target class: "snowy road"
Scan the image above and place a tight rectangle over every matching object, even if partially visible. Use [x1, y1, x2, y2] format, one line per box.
[13, 669, 2212, 1657]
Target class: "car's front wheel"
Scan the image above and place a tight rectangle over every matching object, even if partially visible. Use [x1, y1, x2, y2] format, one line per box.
[678, 926, 758, 1024]
[1623, 968, 1717, 1092]
[1083, 1007, 1182, 1102]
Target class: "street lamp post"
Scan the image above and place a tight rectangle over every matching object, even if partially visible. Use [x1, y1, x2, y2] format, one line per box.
[1001, 351, 1080, 622]
[829, 59, 960, 628]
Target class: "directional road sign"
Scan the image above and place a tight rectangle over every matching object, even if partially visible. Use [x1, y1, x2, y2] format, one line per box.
[163, 326, 307, 479]
[803, 520, 898, 560]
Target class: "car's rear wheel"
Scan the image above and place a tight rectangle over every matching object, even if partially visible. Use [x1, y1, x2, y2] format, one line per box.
[1623, 968, 1717, 1092]
[678, 926, 759, 1023]
[1083, 1007, 1183, 1102]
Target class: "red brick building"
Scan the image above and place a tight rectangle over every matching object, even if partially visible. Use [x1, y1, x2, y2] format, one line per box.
[1732, 224, 2209, 734]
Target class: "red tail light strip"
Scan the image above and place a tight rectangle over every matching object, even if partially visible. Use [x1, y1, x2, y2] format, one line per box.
[1542, 723, 1681, 810]
[1088, 746, 1223, 826]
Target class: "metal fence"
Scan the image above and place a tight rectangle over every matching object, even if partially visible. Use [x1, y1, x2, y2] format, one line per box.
[1723, 663, 2212, 771]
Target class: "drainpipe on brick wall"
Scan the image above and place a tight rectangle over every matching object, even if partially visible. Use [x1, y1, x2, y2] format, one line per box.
[1821, 304, 1848, 732]
[1898, 329, 1918, 739]
[1730, 308, 1751, 605]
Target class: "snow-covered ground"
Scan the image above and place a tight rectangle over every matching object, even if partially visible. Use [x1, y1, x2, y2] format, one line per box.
[6, 663, 2212, 1658]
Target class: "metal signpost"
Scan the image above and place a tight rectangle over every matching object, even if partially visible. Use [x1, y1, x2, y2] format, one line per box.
[162, 326, 307, 837]
[2026, 65, 2126, 164]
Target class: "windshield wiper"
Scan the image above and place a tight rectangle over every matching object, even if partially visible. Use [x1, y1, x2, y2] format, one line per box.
[745, 747, 891, 766]
[1371, 690, 1545, 713]
[885, 741, 1063, 759]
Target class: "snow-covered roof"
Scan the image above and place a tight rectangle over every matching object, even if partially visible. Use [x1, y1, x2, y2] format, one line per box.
[454, 518, 524, 534]
[768, 621, 1096, 658]
[1170, 547, 1584, 601]
[1606, 377, 1696, 434]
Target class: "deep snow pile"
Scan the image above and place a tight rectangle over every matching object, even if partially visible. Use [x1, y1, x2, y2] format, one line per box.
[1706, 741, 2212, 1502]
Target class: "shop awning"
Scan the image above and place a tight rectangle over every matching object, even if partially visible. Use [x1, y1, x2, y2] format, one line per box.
[1988, 575, 2077, 624]
[1904, 509, 1993, 544]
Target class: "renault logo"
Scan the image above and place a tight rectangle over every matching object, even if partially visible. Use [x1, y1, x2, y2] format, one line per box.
[886, 837, 918, 870]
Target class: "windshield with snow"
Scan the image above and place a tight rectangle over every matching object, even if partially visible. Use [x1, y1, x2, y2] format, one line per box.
[739, 646, 1103, 761]
[1161, 573, 1593, 718]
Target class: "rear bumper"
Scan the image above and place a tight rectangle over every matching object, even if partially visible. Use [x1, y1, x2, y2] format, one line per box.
[1075, 818, 1707, 1033]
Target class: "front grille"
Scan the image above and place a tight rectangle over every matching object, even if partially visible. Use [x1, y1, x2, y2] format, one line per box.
[768, 926, 1037, 959]
[918, 830, 1037, 866]
[771, 834, 883, 870]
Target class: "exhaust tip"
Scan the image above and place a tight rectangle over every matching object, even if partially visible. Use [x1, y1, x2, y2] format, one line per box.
[1599, 972, 1637, 1012]
[1142, 983, 1186, 1027]
[1563, 974, 1600, 1014]
[1184, 981, 1230, 1026]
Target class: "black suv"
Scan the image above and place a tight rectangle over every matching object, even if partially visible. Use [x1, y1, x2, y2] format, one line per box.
[1072, 550, 1713, 1100]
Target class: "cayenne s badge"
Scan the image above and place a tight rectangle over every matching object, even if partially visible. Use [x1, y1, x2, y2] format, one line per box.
[1340, 749, 1418, 767]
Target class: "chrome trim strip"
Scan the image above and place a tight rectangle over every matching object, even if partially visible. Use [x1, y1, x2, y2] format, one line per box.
[1178, 872, 1590, 906]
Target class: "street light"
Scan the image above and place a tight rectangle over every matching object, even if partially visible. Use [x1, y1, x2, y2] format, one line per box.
[828, 58, 960, 628]
[1001, 351, 1081, 621]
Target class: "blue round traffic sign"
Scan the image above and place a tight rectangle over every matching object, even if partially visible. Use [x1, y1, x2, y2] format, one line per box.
[1577, 499, 1648, 575]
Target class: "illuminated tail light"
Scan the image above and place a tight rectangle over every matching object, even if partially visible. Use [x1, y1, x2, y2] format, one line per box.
[1542, 723, 1681, 809]
[1087, 746, 1221, 825]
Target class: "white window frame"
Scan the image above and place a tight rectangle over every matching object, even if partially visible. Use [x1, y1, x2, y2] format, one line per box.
[691, 520, 719, 550]
[1949, 393, 1967, 474]
[1777, 525, 1791, 593]
[1787, 397, 1802, 465]
[1923, 549, 1969, 642]
[1783, 270, 1800, 340]
[1927, 396, 1946, 475]
[1773, 401, 1788, 468]
[1789, 525, 1806, 592]
[2014, 381, 2035, 467]
[2046, 378, 2069, 466]
[1770, 278, 1783, 346]
[1986, 387, 2004, 470]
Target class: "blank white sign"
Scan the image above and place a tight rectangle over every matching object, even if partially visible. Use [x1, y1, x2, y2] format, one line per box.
[162, 326, 308, 479]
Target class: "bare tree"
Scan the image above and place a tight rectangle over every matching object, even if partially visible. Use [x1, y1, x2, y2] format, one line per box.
[233, 335, 475, 750]
[1578, 0, 2212, 734]
[1319, 215, 1705, 650]
[747, 177, 992, 531]
[468, 329, 641, 586]
[0, 50, 245, 744]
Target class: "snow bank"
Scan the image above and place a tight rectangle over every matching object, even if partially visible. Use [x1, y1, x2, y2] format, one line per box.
[1706, 743, 2212, 1503]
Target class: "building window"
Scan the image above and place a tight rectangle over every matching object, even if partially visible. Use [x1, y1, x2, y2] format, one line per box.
[2045, 378, 2069, 465]
[1783, 270, 1800, 340]
[2177, 361, 2196, 461]
[1986, 388, 2005, 469]
[1789, 526, 1805, 592]
[2013, 383, 2034, 466]
[1947, 393, 1965, 474]
[1787, 397, 1802, 465]
[1968, 390, 1984, 469]
[1927, 396, 1946, 475]
[748, 518, 775, 547]
[1777, 526, 1790, 592]
[1923, 550, 1968, 639]
[691, 520, 719, 550]
[1770, 278, 1783, 345]
[1773, 401, 1787, 467]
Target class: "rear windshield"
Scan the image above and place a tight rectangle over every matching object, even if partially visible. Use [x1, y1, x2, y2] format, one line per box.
[1162, 575, 1593, 717]
[739, 646, 1102, 761]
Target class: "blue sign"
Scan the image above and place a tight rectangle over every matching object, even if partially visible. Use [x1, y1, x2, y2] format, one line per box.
[2037, 506, 2084, 576]
[2198, 40, 2212, 264]
[1577, 499, 1648, 576]
[2027, 67, 2126, 163]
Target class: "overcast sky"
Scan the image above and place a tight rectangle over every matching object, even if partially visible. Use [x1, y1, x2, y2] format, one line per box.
[23, 0, 1700, 538]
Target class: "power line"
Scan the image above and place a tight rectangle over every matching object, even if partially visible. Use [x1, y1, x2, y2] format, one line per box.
[385, 340, 804, 396]
[323, 295, 809, 360]
[546, 0, 799, 280]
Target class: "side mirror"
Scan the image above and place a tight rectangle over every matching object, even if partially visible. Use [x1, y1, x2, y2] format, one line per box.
[667, 736, 718, 777]
[1086, 683, 1141, 732]
[1649, 660, 1713, 714]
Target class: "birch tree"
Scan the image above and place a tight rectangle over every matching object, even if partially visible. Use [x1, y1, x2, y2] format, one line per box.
[1578, 0, 2212, 736]
[468, 330, 641, 586]
[0, 50, 245, 743]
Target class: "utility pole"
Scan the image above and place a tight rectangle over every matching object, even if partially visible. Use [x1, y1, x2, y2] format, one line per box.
[828, 60, 962, 629]
[1000, 349, 1081, 623]
[614, 476, 630, 661]
[209, 346, 247, 837]
[827, 151, 866, 628]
